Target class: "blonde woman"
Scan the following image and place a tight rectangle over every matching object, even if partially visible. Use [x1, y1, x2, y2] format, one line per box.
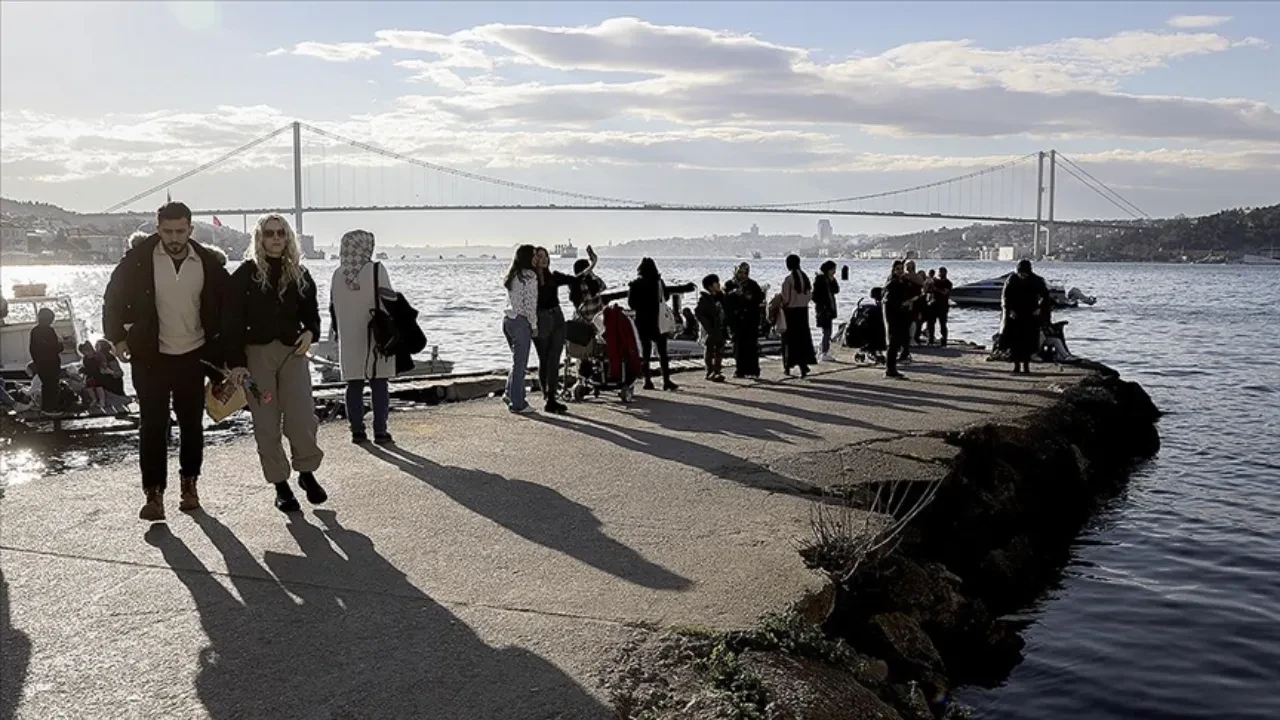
[223, 214, 326, 514]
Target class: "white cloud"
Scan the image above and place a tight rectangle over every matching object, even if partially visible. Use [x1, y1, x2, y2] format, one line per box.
[1167, 15, 1232, 29]
[374, 29, 492, 68]
[265, 47, 287, 57]
[470, 17, 804, 77]
[290, 41, 381, 62]
[395, 61, 467, 89]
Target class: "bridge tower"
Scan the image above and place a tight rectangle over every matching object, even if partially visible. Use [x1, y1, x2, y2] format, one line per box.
[1047, 150, 1057, 258]
[292, 121, 303, 236]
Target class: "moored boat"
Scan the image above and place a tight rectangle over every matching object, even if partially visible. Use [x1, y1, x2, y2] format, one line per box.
[949, 273, 1095, 309]
[1, 284, 89, 379]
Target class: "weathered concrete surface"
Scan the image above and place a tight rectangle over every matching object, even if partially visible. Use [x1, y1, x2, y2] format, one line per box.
[0, 347, 1091, 719]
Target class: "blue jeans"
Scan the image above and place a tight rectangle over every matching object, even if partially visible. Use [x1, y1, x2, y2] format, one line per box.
[504, 315, 533, 410]
[345, 379, 389, 435]
[0, 385, 17, 409]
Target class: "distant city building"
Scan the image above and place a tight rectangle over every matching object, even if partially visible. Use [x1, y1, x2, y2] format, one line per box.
[750, 223, 760, 238]
[818, 219, 833, 245]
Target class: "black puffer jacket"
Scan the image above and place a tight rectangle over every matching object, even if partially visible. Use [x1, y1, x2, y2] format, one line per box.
[221, 258, 320, 369]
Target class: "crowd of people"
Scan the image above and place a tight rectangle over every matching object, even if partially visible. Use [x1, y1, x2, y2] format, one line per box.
[3, 199, 1068, 523]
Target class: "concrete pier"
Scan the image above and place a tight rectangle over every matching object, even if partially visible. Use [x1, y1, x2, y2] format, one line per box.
[0, 347, 1093, 719]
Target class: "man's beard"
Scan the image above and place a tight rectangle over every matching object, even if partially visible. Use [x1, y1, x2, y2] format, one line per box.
[162, 240, 188, 257]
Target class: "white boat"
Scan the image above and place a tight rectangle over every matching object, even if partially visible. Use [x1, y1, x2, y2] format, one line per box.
[1, 285, 89, 379]
[310, 339, 455, 384]
[553, 241, 579, 260]
[949, 273, 1096, 309]
[1240, 254, 1280, 265]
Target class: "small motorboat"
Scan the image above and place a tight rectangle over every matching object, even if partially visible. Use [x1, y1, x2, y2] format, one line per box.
[949, 273, 1096, 309]
[1, 284, 90, 380]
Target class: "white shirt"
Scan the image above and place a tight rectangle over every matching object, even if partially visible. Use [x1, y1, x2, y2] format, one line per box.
[153, 244, 206, 355]
[505, 271, 538, 335]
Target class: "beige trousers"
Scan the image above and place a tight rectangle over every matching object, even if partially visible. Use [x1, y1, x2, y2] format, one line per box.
[246, 341, 324, 484]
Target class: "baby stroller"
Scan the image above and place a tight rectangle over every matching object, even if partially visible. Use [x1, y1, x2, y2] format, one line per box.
[565, 305, 641, 404]
[841, 298, 887, 365]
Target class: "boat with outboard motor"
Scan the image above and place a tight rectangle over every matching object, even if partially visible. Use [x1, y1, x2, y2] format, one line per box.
[949, 273, 1096, 309]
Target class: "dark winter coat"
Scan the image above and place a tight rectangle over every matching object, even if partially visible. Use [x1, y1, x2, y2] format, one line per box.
[627, 276, 669, 337]
[695, 292, 728, 346]
[221, 258, 321, 370]
[102, 233, 229, 369]
[29, 324, 62, 371]
[813, 274, 840, 324]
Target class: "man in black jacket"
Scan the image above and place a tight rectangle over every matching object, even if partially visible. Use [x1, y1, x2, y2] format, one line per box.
[103, 201, 229, 521]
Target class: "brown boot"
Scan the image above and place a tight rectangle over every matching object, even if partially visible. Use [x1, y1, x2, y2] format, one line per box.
[179, 476, 201, 512]
[139, 488, 165, 522]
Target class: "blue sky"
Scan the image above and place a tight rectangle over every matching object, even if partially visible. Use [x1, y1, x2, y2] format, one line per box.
[2, 1, 1277, 246]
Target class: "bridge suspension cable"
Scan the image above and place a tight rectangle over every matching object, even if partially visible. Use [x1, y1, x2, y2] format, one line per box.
[101, 123, 294, 214]
[298, 122, 651, 208]
[739, 153, 1039, 210]
[1055, 153, 1150, 220]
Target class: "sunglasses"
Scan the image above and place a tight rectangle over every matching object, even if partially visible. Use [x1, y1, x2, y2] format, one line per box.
[262, 228, 287, 239]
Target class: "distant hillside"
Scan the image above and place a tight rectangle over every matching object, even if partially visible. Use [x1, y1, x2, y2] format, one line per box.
[1, 196, 250, 256]
[872, 204, 1280, 262]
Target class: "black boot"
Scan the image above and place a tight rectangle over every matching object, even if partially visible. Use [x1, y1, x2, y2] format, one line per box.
[274, 482, 301, 513]
[298, 472, 328, 505]
[663, 376, 679, 391]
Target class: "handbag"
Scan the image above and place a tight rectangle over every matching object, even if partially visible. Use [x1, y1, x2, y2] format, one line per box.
[368, 262, 400, 358]
[656, 282, 678, 336]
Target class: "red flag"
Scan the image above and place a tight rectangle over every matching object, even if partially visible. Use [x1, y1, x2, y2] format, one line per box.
[212, 216, 222, 228]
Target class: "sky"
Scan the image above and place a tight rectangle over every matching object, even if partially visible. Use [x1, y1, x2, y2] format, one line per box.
[1, 1, 1277, 247]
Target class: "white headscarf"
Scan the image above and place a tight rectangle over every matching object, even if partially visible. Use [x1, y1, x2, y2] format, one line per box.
[339, 230, 375, 291]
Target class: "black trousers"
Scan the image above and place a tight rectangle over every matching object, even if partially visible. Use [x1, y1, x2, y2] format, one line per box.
[36, 367, 60, 411]
[704, 343, 724, 377]
[928, 305, 949, 345]
[135, 349, 206, 491]
[639, 333, 671, 381]
[886, 319, 911, 375]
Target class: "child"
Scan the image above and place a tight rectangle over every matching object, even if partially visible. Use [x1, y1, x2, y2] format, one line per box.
[78, 341, 107, 408]
[695, 274, 728, 382]
[28, 308, 63, 412]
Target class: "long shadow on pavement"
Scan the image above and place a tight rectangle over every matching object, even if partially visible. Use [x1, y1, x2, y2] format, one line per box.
[0, 567, 31, 720]
[532, 413, 820, 495]
[363, 444, 693, 591]
[682, 390, 900, 435]
[144, 513, 609, 719]
[619, 394, 821, 443]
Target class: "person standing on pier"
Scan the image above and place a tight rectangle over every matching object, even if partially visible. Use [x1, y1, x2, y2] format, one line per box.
[103, 201, 230, 521]
[813, 260, 840, 362]
[928, 267, 953, 347]
[329, 230, 397, 444]
[224, 214, 327, 514]
[779, 255, 817, 377]
[28, 308, 63, 413]
[883, 260, 914, 379]
[628, 258, 679, 392]
[723, 263, 764, 379]
[531, 245, 598, 414]
[503, 245, 539, 413]
[1001, 259, 1052, 375]
[695, 274, 728, 382]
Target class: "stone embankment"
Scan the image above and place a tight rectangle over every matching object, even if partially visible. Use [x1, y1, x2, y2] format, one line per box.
[606, 365, 1161, 719]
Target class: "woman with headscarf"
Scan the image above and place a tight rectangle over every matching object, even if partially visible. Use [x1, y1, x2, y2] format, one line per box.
[882, 260, 913, 379]
[779, 254, 817, 377]
[225, 214, 326, 513]
[723, 262, 764, 379]
[1001, 259, 1052, 374]
[329, 230, 397, 444]
[627, 257, 679, 391]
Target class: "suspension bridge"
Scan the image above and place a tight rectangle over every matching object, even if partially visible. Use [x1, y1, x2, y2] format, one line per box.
[102, 121, 1153, 257]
